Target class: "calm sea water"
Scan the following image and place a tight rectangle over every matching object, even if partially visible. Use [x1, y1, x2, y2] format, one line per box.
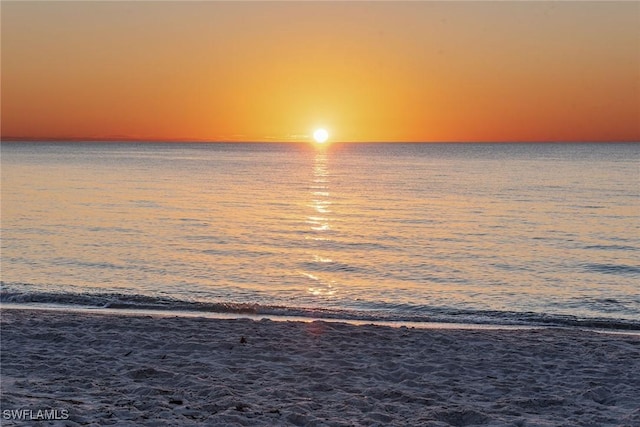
[2, 142, 639, 329]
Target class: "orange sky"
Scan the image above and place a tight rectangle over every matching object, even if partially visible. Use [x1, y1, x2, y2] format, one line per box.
[2, 1, 639, 142]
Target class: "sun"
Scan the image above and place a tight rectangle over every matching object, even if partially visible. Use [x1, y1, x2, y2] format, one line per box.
[313, 128, 329, 144]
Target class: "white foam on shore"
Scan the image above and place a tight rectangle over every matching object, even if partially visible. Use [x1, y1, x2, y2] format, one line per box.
[5, 303, 640, 337]
[2, 308, 639, 426]
[0, 303, 546, 331]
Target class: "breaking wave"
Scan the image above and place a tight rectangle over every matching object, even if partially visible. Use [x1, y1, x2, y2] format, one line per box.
[2, 287, 639, 331]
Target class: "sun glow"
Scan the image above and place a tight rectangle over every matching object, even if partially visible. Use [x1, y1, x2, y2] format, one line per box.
[313, 128, 329, 144]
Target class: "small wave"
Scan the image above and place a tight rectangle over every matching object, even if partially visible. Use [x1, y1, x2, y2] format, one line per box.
[583, 244, 638, 251]
[0, 289, 264, 314]
[2, 288, 639, 331]
[299, 260, 364, 274]
[590, 298, 635, 314]
[572, 205, 606, 210]
[51, 258, 130, 271]
[583, 263, 640, 276]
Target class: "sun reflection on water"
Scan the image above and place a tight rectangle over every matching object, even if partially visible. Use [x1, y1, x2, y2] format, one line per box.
[308, 152, 331, 231]
[303, 150, 339, 299]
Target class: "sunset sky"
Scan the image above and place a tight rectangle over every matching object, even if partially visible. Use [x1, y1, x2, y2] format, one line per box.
[2, 1, 639, 143]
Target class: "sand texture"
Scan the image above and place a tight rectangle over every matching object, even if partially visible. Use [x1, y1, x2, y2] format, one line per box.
[1, 309, 639, 426]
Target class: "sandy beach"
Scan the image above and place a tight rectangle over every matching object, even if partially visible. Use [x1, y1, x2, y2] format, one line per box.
[1, 308, 638, 426]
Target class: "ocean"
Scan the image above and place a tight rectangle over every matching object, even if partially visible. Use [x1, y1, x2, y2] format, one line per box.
[1, 142, 639, 330]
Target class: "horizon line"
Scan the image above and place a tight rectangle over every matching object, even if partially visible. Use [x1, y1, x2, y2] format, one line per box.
[2, 137, 639, 144]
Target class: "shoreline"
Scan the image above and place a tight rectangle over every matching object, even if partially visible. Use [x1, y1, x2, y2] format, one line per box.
[2, 303, 639, 337]
[0, 303, 548, 332]
[2, 308, 639, 426]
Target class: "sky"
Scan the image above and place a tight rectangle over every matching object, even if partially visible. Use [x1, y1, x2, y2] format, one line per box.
[1, 1, 639, 143]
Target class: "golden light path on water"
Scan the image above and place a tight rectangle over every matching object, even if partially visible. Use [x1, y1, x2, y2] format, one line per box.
[305, 150, 337, 298]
